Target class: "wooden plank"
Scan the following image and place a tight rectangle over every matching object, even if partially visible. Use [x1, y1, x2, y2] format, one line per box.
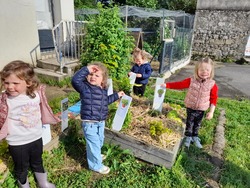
[105, 128, 183, 169]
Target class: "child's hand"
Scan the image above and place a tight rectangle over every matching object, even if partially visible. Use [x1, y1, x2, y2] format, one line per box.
[118, 91, 125, 98]
[206, 112, 213, 120]
[136, 73, 142, 78]
[87, 65, 99, 73]
[128, 72, 133, 76]
[160, 83, 166, 88]
[206, 104, 215, 120]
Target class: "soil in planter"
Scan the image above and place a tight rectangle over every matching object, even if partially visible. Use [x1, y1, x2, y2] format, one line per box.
[109, 95, 186, 151]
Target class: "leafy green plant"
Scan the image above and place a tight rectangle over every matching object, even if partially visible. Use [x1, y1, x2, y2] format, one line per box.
[148, 109, 161, 117]
[67, 91, 80, 104]
[112, 76, 131, 95]
[80, 4, 134, 79]
[166, 110, 182, 125]
[149, 120, 171, 137]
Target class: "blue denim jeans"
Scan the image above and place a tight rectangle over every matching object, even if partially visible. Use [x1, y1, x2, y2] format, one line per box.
[82, 121, 105, 171]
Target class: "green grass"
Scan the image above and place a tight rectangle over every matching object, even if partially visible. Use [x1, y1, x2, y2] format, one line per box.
[1, 85, 250, 187]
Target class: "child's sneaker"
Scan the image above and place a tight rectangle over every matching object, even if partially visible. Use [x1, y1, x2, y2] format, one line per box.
[184, 136, 192, 148]
[192, 137, 203, 148]
[101, 154, 107, 161]
[96, 165, 110, 174]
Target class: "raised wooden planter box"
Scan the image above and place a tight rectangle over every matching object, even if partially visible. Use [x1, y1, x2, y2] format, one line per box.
[104, 128, 183, 169]
[43, 131, 67, 152]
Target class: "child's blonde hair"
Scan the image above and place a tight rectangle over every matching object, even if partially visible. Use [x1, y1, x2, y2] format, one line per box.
[89, 61, 109, 89]
[194, 57, 215, 80]
[0, 60, 40, 98]
[132, 47, 153, 62]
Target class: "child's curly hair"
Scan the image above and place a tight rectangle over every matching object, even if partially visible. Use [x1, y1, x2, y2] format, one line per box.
[0, 60, 40, 98]
[132, 47, 153, 62]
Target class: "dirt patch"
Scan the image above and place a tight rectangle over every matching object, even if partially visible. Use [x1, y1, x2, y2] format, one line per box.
[205, 108, 226, 187]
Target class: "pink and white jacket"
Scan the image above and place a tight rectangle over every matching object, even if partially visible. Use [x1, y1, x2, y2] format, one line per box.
[0, 85, 60, 140]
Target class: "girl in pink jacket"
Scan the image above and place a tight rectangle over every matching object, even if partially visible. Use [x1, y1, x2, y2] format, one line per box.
[0, 60, 60, 188]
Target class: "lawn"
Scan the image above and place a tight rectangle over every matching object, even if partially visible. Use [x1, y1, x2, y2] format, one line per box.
[1, 82, 249, 188]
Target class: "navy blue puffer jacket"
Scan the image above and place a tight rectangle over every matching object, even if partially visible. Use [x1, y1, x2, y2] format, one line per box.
[131, 62, 152, 85]
[71, 66, 119, 121]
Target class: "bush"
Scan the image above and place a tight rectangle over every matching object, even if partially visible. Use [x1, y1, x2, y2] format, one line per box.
[80, 3, 134, 79]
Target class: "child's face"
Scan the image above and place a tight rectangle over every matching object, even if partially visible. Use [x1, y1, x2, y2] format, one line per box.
[87, 70, 103, 87]
[198, 63, 212, 80]
[134, 54, 143, 66]
[3, 73, 30, 96]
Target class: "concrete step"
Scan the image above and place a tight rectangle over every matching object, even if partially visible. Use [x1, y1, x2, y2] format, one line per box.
[37, 57, 80, 76]
[41, 50, 57, 60]
[34, 67, 68, 82]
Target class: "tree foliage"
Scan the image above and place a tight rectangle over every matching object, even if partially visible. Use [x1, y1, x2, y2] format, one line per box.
[74, 0, 96, 8]
[160, 0, 197, 14]
[126, 0, 158, 9]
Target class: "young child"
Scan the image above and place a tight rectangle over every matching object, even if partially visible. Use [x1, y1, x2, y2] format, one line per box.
[128, 47, 153, 96]
[0, 60, 60, 188]
[161, 57, 218, 148]
[71, 62, 124, 174]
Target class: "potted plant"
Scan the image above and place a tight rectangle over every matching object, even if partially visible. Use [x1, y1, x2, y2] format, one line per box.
[157, 88, 164, 97]
[121, 99, 129, 108]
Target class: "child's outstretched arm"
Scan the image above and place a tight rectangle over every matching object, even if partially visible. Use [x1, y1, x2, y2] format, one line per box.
[160, 78, 191, 90]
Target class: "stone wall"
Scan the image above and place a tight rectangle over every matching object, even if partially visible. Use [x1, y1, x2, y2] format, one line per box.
[192, 0, 250, 61]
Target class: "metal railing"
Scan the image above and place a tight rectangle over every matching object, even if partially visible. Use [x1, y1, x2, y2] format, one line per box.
[52, 20, 89, 73]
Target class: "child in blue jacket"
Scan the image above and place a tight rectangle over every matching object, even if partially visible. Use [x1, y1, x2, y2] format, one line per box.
[128, 47, 153, 96]
[71, 62, 124, 174]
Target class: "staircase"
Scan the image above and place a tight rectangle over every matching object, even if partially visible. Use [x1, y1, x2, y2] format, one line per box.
[34, 50, 80, 81]
[34, 20, 88, 81]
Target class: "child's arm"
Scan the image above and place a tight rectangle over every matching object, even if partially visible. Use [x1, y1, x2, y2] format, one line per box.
[107, 91, 124, 104]
[140, 64, 152, 79]
[206, 84, 218, 120]
[0, 121, 8, 141]
[206, 104, 215, 120]
[87, 65, 99, 73]
[118, 91, 125, 98]
[160, 78, 191, 89]
[71, 66, 90, 92]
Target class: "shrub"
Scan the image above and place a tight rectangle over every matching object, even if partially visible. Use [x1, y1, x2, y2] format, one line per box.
[80, 4, 134, 79]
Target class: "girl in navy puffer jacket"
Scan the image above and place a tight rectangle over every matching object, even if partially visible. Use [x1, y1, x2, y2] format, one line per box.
[72, 62, 124, 174]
